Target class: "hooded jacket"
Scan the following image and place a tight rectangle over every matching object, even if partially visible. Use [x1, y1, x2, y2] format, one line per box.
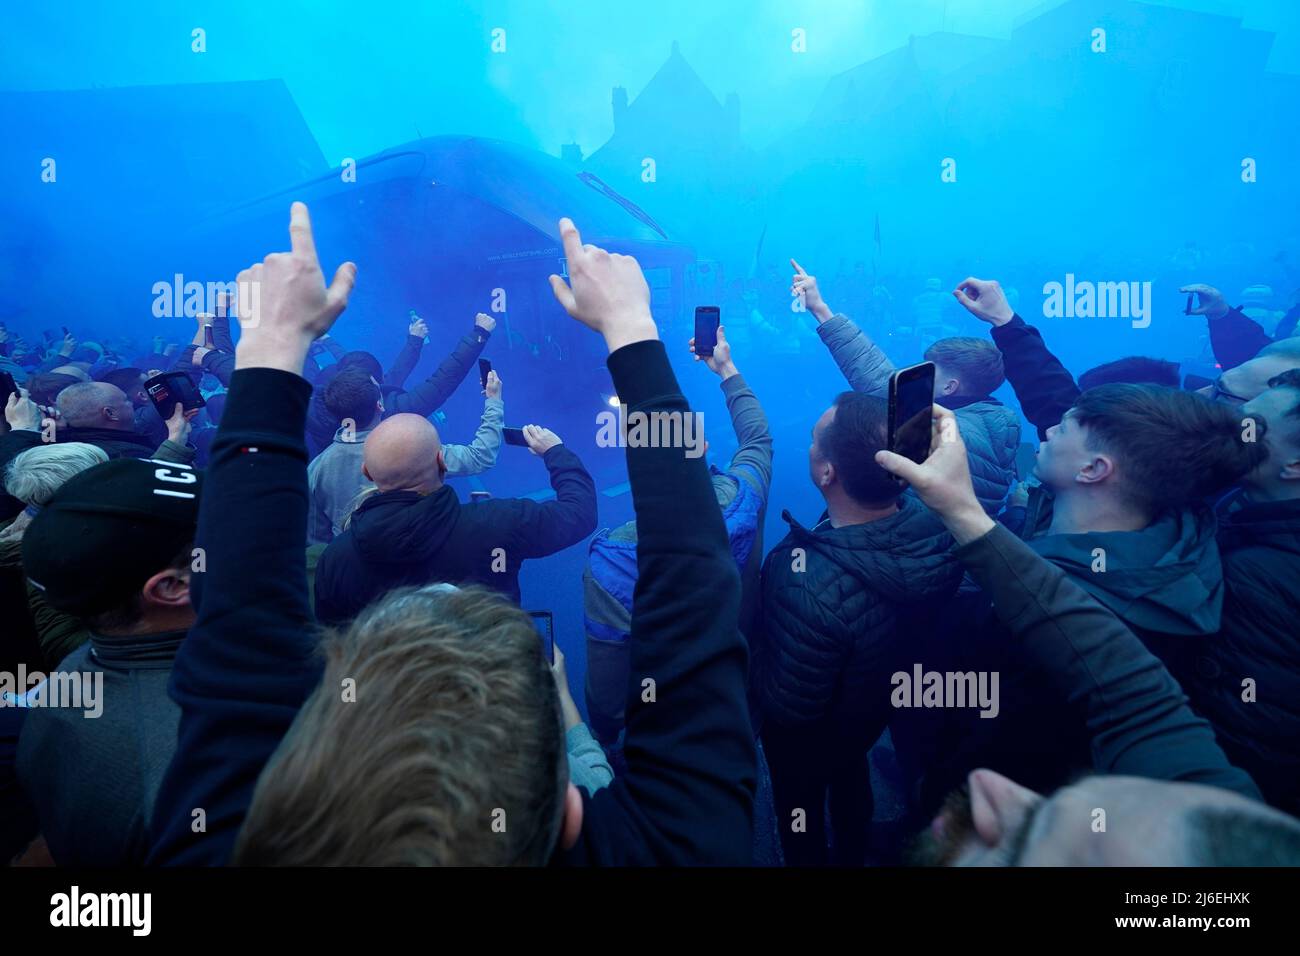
[1024, 498, 1225, 655]
[314, 443, 596, 624]
[755, 495, 961, 731]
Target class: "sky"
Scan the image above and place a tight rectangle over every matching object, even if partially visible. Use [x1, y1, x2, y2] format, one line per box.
[3, 0, 1299, 163]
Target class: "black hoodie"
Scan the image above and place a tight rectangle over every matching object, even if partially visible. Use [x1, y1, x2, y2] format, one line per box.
[314, 445, 597, 623]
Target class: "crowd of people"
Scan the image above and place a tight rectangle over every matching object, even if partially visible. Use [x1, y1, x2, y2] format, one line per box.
[2, 201, 1299, 867]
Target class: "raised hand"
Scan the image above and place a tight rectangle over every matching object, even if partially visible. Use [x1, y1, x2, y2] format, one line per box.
[484, 369, 502, 400]
[689, 325, 738, 380]
[522, 424, 561, 456]
[165, 402, 199, 445]
[234, 202, 357, 375]
[874, 404, 994, 545]
[5, 389, 43, 432]
[953, 277, 1014, 326]
[1179, 283, 1229, 319]
[409, 314, 429, 339]
[548, 218, 656, 353]
[474, 312, 497, 333]
[791, 259, 833, 322]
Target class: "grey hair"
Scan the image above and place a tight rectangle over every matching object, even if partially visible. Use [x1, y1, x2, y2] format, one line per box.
[4, 442, 109, 506]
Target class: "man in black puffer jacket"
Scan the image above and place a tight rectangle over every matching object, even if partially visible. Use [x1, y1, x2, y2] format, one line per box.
[754, 390, 961, 866]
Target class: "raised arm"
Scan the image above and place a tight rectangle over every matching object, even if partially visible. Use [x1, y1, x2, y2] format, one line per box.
[384, 314, 493, 418]
[793, 259, 896, 394]
[688, 324, 773, 497]
[383, 313, 427, 388]
[149, 202, 357, 866]
[876, 405, 1259, 800]
[503, 425, 597, 559]
[955, 277, 1081, 440]
[1182, 283, 1274, 371]
[548, 218, 755, 865]
[441, 370, 504, 478]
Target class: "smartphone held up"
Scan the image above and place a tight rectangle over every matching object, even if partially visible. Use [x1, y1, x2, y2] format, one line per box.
[888, 362, 936, 468]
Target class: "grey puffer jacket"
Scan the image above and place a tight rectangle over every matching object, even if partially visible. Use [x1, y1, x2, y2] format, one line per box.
[817, 314, 1021, 514]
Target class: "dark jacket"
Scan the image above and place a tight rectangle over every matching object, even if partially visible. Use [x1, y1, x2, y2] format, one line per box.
[0, 427, 192, 521]
[818, 313, 1021, 513]
[953, 523, 1258, 800]
[1186, 493, 1300, 814]
[18, 630, 184, 865]
[755, 496, 961, 732]
[305, 327, 490, 459]
[1024, 499, 1225, 658]
[150, 344, 756, 866]
[989, 313, 1081, 441]
[925, 498, 1229, 802]
[314, 444, 596, 623]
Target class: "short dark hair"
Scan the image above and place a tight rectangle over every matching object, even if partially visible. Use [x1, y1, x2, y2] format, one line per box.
[1079, 356, 1181, 391]
[1070, 384, 1268, 514]
[924, 337, 1005, 397]
[101, 367, 145, 393]
[25, 372, 81, 407]
[84, 541, 194, 633]
[338, 350, 383, 382]
[820, 391, 899, 507]
[323, 368, 381, 428]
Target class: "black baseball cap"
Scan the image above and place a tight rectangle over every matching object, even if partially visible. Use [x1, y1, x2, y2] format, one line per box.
[23, 457, 202, 617]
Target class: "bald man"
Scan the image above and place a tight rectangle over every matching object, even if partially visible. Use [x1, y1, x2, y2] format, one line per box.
[314, 412, 597, 624]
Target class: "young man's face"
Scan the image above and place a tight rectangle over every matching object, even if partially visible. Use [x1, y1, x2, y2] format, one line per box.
[913, 770, 1282, 866]
[1034, 411, 1096, 492]
[1241, 386, 1300, 493]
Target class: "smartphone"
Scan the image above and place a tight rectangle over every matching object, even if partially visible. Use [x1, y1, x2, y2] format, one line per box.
[528, 610, 555, 664]
[888, 361, 936, 467]
[469, 490, 492, 502]
[144, 371, 206, 417]
[1184, 292, 1194, 315]
[0, 371, 18, 409]
[694, 306, 720, 357]
[478, 358, 492, 391]
[61, 326, 70, 337]
[203, 325, 215, 348]
[503, 426, 527, 447]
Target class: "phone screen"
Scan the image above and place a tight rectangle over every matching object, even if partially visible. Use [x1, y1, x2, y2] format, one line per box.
[889, 362, 936, 466]
[529, 611, 555, 664]
[203, 325, 215, 348]
[502, 426, 527, 447]
[694, 306, 720, 356]
[478, 358, 492, 391]
[145, 372, 206, 416]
